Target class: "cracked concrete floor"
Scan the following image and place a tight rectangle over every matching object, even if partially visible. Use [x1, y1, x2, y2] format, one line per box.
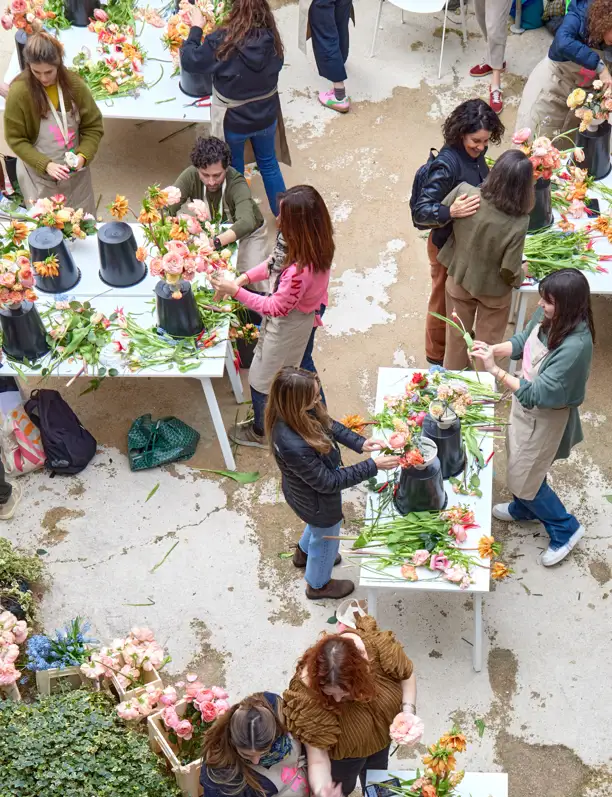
[1, 2, 611, 795]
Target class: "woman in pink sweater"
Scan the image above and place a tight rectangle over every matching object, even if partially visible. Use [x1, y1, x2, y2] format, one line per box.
[211, 185, 333, 448]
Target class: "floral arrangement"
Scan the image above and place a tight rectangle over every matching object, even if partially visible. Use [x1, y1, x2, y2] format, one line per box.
[29, 194, 97, 239]
[0, 610, 29, 688]
[567, 81, 612, 132]
[159, 678, 230, 764]
[512, 128, 563, 180]
[162, 0, 228, 67]
[26, 617, 96, 671]
[1, 0, 49, 33]
[229, 321, 259, 345]
[552, 164, 591, 222]
[385, 728, 467, 797]
[0, 250, 37, 307]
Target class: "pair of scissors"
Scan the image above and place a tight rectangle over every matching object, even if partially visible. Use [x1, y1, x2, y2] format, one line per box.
[183, 96, 211, 108]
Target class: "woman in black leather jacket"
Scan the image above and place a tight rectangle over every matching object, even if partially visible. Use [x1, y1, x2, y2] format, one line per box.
[412, 98, 504, 367]
[265, 367, 400, 600]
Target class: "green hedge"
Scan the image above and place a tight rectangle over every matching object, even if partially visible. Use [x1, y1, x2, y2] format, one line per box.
[0, 690, 181, 797]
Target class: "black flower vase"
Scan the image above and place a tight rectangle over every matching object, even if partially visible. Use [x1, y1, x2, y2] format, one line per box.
[3, 155, 18, 194]
[28, 227, 80, 293]
[421, 408, 465, 480]
[179, 48, 212, 98]
[155, 280, 203, 338]
[97, 222, 147, 288]
[394, 439, 447, 515]
[15, 30, 27, 71]
[64, 0, 100, 27]
[576, 121, 612, 181]
[0, 301, 50, 362]
[528, 178, 553, 233]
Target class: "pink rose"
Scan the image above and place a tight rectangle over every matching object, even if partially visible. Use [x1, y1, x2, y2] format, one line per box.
[449, 523, 467, 543]
[198, 701, 218, 722]
[430, 554, 449, 571]
[145, 685, 163, 705]
[212, 686, 228, 699]
[159, 686, 178, 706]
[214, 699, 230, 715]
[187, 198, 210, 221]
[93, 8, 108, 20]
[389, 712, 425, 746]
[194, 688, 214, 704]
[162, 252, 184, 275]
[175, 719, 194, 740]
[9, 0, 26, 14]
[512, 127, 531, 145]
[0, 273, 16, 288]
[185, 215, 202, 235]
[400, 563, 418, 581]
[414, 412, 426, 427]
[443, 565, 466, 583]
[150, 257, 163, 277]
[185, 680, 205, 698]
[162, 706, 180, 730]
[166, 240, 190, 258]
[411, 549, 430, 567]
[387, 432, 406, 450]
[163, 186, 182, 206]
[0, 660, 19, 686]
[117, 700, 141, 721]
[12, 620, 27, 644]
[1, 14, 13, 30]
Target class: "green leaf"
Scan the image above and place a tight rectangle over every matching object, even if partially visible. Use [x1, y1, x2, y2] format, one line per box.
[353, 534, 369, 550]
[195, 468, 260, 483]
[327, 615, 338, 624]
[471, 473, 481, 488]
[36, 548, 48, 556]
[475, 718, 486, 738]
[605, 495, 612, 503]
[150, 541, 179, 573]
[277, 552, 293, 559]
[145, 483, 160, 503]
[108, 368, 119, 377]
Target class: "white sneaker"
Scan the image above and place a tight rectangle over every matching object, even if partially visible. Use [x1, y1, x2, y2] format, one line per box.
[0, 482, 21, 520]
[540, 525, 585, 567]
[492, 503, 540, 523]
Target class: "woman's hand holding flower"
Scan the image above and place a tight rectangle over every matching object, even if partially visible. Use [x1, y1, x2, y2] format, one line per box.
[469, 340, 496, 372]
[362, 438, 386, 452]
[390, 711, 425, 747]
[211, 272, 239, 298]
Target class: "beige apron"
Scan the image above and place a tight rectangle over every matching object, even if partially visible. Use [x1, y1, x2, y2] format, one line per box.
[506, 323, 570, 501]
[211, 85, 291, 167]
[16, 85, 96, 215]
[249, 305, 315, 394]
[298, 0, 356, 55]
[251, 735, 309, 797]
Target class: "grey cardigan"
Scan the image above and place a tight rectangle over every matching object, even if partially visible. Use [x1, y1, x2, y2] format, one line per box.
[438, 183, 529, 297]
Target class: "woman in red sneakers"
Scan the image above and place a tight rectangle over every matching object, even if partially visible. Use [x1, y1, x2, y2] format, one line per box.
[470, 0, 513, 113]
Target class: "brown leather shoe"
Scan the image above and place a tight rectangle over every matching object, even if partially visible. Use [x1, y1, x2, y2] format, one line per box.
[306, 579, 355, 600]
[292, 546, 341, 568]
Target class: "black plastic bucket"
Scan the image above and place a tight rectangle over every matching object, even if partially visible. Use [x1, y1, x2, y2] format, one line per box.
[528, 178, 553, 233]
[576, 121, 612, 181]
[28, 227, 80, 293]
[64, 0, 100, 27]
[0, 301, 50, 362]
[155, 280, 204, 338]
[98, 222, 147, 288]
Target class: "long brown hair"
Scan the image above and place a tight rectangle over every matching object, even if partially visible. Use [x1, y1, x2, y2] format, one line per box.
[264, 367, 333, 454]
[278, 185, 334, 273]
[481, 150, 535, 217]
[587, 0, 612, 45]
[17, 32, 76, 119]
[297, 635, 376, 709]
[216, 0, 284, 60]
[203, 693, 286, 796]
[539, 269, 595, 350]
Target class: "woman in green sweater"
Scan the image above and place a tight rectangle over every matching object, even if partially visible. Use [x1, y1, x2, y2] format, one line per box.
[471, 269, 594, 567]
[4, 32, 103, 215]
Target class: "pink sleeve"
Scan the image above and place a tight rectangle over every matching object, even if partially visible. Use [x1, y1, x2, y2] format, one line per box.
[235, 266, 306, 318]
[245, 261, 271, 283]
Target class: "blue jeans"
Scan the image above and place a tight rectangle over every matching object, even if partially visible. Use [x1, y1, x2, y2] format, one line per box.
[309, 0, 352, 82]
[225, 121, 286, 216]
[300, 303, 326, 405]
[251, 385, 267, 437]
[509, 479, 579, 549]
[299, 520, 342, 588]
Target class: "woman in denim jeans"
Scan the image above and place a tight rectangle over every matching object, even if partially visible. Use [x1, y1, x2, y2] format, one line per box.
[265, 367, 401, 600]
[182, 0, 288, 216]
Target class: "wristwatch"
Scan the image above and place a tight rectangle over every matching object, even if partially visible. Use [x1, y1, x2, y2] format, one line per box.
[213, 236, 222, 251]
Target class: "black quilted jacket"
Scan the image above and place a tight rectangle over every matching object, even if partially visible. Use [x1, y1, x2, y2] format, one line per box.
[272, 419, 378, 528]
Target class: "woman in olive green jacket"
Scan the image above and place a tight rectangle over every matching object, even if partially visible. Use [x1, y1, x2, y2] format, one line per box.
[471, 269, 594, 568]
[4, 32, 103, 215]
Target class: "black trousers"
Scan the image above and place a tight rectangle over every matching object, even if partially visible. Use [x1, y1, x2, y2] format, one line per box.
[0, 461, 11, 505]
[331, 745, 390, 796]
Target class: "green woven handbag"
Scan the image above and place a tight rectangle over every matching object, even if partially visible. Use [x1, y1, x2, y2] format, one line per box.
[128, 414, 200, 471]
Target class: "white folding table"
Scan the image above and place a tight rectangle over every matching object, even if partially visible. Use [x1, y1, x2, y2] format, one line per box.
[0, 0, 211, 124]
[367, 770, 508, 797]
[358, 368, 494, 673]
[2, 224, 244, 469]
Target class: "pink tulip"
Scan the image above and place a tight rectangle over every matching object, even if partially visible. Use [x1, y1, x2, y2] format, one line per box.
[93, 8, 109, 21]
[511, 127, 531, 145]
[1, 14, 13, 29]
[449, 523, 467, 543]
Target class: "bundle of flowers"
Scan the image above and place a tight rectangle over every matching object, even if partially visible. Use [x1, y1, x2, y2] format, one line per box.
[551, 164, 591, 221]
[567, 82, 612, 132]
[73, 19, 146, 99]
[26, 617, 96, 671]
[229, 321, 259, 345]
[1, 0, 49, 34]
[80, 626, 169, 691]
[523, 228, 607, 280]
[115, 682, 166, 721]
[29, 194, 97, 239]
[349, 505, 510, 589]
[162, 0, 227, 67]
[0, 610, 29, 688]
[0, 250, 37, 307]
[158, 678, 230, 764]
[512, 128, 562, 179]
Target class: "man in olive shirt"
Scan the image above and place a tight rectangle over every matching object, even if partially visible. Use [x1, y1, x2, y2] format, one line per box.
[170, 136, 269, 288]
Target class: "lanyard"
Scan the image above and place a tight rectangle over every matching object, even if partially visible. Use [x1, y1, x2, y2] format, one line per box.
[205, 179, 227, 223]
[45, 84, 70, 147]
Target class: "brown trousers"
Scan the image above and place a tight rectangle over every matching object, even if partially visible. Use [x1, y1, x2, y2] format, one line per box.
[443, 275, 512, 370]
[425, 234, 448, 363]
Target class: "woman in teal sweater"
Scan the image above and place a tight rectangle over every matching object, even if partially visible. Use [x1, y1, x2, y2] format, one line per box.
[471, 269, 593, 567]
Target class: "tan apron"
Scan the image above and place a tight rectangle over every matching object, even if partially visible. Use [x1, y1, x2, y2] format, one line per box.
[298, 0, 356, 56]
[251, 735, 309, 797]
[211, 85, 291, 167]
[16, 85, 96, 215]
[506, 323, 569, 501]
[249, 305, 315, 394]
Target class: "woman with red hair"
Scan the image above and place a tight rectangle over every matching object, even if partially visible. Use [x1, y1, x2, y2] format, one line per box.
[283, 614, 419, 796]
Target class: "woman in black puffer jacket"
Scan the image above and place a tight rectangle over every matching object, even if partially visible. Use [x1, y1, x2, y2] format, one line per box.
[265, 367, 400, 601]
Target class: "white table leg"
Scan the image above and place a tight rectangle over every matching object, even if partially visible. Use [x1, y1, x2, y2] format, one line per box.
[509, 293, 527, 375]
[509, 289, 518, 323]
[200, 376, 236, 471]
[472, 593, 483, 672]
[224, 340, 244, 403]
[367, 588, 378, 619]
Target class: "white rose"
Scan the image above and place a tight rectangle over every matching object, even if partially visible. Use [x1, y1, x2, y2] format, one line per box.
[593, 80, 603, 90]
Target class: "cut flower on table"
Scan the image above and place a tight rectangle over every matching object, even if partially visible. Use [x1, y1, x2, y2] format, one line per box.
[512, 127, 562, 179]
[73, 20, 146, 100]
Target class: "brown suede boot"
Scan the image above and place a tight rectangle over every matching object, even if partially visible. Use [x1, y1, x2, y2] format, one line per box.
[306, 579, 355, 600]
[292, 546, 341, 568]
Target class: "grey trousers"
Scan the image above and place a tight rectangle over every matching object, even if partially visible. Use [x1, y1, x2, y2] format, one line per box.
[474, 0, 513, 70]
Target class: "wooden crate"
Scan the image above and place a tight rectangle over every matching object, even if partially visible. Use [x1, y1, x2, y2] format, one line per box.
[110, 666, 162, 702]
[36, 666, 87, 696]
[147, 699, 203, 797]
[0, 682, 21, 701]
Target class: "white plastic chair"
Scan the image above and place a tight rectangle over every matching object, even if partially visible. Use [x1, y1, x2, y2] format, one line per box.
[370, 0, 467, 78]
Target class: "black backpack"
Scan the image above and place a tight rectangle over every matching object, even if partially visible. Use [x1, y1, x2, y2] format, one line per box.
[410, 147, 461, 230]
[24, 389, 97, 475]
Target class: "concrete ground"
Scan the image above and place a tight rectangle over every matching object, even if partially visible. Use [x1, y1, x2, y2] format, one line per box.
[1, 3, 612, 795]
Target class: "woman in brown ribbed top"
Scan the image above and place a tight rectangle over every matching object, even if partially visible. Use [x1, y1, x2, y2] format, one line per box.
[282, 615, 419, 797]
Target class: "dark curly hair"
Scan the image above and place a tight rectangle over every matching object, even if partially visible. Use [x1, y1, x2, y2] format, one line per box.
[587, 0, 612, 45]
[190, 136, 231, 170]
[442, 98, 505, 148]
